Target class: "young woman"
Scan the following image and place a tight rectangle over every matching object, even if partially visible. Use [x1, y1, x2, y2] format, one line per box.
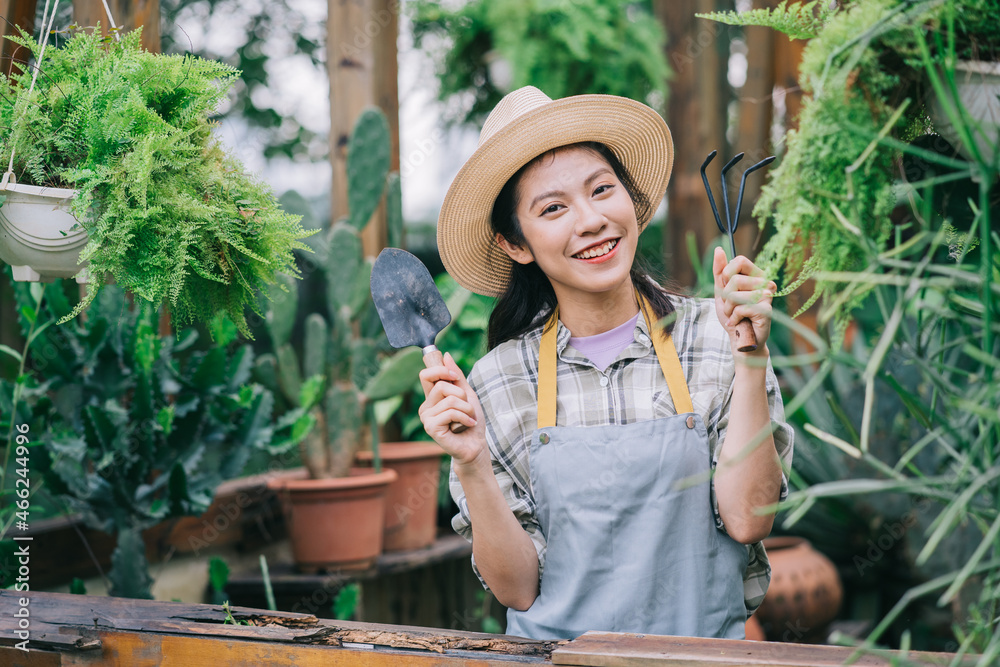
[419, 86, 793, 640]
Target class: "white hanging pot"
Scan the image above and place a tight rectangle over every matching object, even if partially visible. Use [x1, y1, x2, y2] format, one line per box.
[0, 181, 90, 283]
[927, 60, 1000, 165]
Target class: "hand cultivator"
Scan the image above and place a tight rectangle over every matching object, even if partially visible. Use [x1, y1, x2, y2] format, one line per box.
[700, 150, 776, 352]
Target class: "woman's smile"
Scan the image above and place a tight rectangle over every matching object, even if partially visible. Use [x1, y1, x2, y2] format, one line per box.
[573, 237, 620, 262]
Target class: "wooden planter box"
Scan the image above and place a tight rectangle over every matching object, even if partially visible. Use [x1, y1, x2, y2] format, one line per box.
[0, 591, 976, 666]
[18, 469, 292, 589]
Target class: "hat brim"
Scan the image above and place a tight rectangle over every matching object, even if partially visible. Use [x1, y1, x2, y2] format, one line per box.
[437, 94, 673, 297]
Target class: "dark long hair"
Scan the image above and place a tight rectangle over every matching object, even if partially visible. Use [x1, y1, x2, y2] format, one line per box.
[486, 141, 681, 350]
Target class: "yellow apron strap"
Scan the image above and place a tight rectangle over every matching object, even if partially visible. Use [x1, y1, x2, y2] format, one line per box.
[537, 307, 560, 429]
[639, 295, 694, 415]
[535, 295, 693, 428]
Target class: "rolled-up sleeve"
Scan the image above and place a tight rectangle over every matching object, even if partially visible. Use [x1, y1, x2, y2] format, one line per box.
[448, 351, 546, 590]
[450, 457, 547, 589]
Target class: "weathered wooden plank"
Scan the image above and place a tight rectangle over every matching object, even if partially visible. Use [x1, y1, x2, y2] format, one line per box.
[552, 631, 971, 667]
[0, 645, 69, 667]
[0, 591, 558, 662]
[106, 631, 546, 666]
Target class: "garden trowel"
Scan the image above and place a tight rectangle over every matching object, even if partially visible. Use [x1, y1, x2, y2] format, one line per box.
[370, 247, 467, 433]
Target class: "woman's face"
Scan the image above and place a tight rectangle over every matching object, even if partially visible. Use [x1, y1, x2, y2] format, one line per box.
[499, 146, 639, 304]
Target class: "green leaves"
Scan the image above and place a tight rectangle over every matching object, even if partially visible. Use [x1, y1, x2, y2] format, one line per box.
[363, 348, 424, 402]
[0, 28, 313, 336]
[697, 1, 839, 41]
[411, 0, 670, 127]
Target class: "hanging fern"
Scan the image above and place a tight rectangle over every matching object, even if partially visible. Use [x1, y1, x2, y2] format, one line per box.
[696, 1, 840, 41]
[0, 27, 312, 336]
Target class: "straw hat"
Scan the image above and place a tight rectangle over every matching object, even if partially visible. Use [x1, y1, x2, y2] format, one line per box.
[437, 86, 673, 297]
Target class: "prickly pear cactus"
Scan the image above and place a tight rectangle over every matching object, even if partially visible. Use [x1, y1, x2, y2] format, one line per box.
[255, 106, 413, 479]
[347, 107, 391, 232]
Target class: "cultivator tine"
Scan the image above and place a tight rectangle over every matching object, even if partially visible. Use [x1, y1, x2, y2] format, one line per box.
[700, 150, 726, 236]
[733, 156, 777, 238]
[698, 149, 776, 354]
[719, 153, 744, 258]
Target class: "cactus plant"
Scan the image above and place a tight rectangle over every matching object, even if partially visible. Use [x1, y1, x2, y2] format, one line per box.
[254, 108, 428, 479]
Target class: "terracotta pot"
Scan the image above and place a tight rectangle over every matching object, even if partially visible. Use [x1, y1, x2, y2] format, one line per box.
[268, 468, 397, 573]
[745, 614, 766, 641]
[756, 537, 843, 642]
[357, 442, 445, 552]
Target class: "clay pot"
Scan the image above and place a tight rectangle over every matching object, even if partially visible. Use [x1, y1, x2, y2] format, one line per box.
[745, 614, 766, 641]
[268, 468, 397, 573]
[357, 442, 445, 552]
[755, 537, 843, 642]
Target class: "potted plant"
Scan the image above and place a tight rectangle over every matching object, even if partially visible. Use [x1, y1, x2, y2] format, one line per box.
[698, 0, 1000, 331]
[0, 26, 311, 336]
[258, 108, 461, 570]
[0, 277, 282, 598]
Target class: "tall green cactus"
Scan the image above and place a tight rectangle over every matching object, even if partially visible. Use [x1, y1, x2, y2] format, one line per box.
[254, 107, 419, 479]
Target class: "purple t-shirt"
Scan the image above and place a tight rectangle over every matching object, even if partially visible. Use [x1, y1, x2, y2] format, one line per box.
[568, 312, 641, 372]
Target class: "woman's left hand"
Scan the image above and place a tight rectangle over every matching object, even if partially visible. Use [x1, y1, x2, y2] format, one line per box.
[712, 247, 776, 357]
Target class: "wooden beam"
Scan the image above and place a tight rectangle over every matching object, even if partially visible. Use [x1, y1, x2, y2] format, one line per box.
[0, 0, 36, 351]
[327, 0, 400, 258]
[552, 630, 972, 667]
[734, 0, 777, 258]
[71, 0, 161, 53]
[656, 0, 730, 288]
[0, 0, 37, 77]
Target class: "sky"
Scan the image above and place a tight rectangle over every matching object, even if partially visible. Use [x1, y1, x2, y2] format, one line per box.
[167, 0, 480, 226]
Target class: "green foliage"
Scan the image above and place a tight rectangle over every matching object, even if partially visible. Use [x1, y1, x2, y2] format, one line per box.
[0, 27, 312, 335]
[222, 600, 249, 625]
[697, 0, 839, 41]
[333, 583, 360, 620]
[751, 1, 1000, 652]
[741, 0, 1000, 329]
[208, 556, 230, 605]
[0, 277, 282, 597]
[409, 0, 670, 127]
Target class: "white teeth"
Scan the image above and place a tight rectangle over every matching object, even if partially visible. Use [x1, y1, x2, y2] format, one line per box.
[575, 239, 617, 259]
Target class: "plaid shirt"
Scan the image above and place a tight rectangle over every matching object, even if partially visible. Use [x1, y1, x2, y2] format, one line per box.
[450, 294, 793, 617]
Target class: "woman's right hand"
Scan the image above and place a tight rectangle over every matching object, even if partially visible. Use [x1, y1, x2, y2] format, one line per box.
[418, 352, 486, 466]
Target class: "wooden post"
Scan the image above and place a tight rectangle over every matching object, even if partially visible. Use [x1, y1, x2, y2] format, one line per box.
[0, 0, 36, 352]
[656, 0, 730, 288]
[328, 0, 400, 258]
[72, 0, 161, 52]
[0, 0, 37, 78]
[734, 0, 777, 257]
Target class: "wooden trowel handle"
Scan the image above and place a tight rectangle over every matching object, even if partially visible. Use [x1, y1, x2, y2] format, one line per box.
[423, 347, 469, 434]
[735, 318, 758, 353]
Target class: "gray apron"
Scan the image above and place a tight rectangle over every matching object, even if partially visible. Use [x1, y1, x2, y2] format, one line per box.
[506, 296, 750, 640]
